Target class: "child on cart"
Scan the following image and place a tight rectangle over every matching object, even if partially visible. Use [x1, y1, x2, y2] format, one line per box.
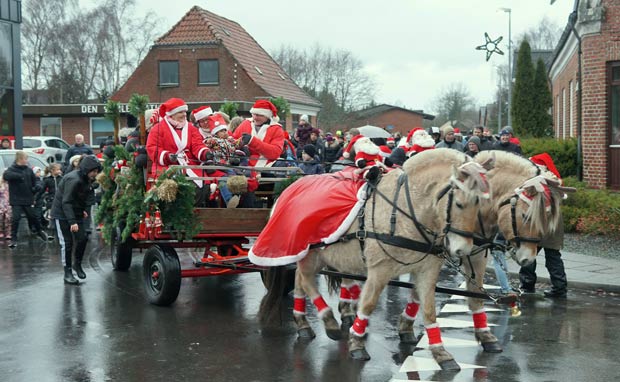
[202, 113, 247, 208]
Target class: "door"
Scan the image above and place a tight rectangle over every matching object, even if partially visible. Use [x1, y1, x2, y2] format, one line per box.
[608, 63, 620, 189]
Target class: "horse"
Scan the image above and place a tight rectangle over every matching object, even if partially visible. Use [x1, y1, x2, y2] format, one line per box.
[391, 150, 575, 365]
[258, 148, 493, 368]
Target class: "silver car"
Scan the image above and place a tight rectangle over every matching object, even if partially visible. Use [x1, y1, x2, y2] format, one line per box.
[22, 136, 71, 164]
[0, 150, 49, 174]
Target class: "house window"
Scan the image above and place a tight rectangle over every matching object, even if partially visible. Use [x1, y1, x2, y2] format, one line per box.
[569, 81, 574, 137]
[611, 65, 620, 146]
[91, 118, 114, 148]
[198, 59, 219, 85]
[556, 94, 560, 138]
[40, 117, 61, 137]
[0, 22, 12, 87]
[562, 88, 567, 139]
[159, 61, 179, 86]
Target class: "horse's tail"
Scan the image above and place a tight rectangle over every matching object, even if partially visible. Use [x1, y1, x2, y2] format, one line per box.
[325, 272, 342, 296]
[258, 266, 293, 324]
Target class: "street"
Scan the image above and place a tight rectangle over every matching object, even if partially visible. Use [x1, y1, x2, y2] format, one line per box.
[0, 234, 619, 382]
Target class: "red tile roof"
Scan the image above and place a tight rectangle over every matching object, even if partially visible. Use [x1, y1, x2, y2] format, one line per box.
[156, 6, 320, 107]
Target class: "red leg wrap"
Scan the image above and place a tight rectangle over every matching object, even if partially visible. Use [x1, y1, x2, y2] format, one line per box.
[339, 287, 352, 301]
[293, 297, 306, 314]
[426, 326, 442, 345]
[351, 316, 369, 336]
[473, 311, 488, 329]
[348, 284, 361, 301]
[312, 296, 329, 314]
[403, 302, 420, 320]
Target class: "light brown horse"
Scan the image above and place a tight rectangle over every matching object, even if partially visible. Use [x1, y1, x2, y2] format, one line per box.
[259, 149, 493, 368]
[393, 150, 575, 365]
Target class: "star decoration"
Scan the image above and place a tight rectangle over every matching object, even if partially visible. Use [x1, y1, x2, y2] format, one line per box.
[476, 33, 504, 61]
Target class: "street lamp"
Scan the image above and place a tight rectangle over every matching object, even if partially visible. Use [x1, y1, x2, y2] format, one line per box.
[499, 7, 512, 127]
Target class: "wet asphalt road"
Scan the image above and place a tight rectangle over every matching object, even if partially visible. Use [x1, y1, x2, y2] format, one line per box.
[0, 232, 619, 382]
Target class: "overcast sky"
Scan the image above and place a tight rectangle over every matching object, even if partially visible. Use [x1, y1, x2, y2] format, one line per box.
[83, 0, 575, 113]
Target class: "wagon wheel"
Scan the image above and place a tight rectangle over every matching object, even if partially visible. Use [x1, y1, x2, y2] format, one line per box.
[111, 225, 134, 271]
[260, 265, 296, 297]
[143, 245, 181, 306]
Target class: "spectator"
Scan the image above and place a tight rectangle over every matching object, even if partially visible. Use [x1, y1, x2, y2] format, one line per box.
[298, 144, 324, 175]
[64, 134, 94, 167]
[483, 127, 497, 145]
[294, 114, 314, 157]
[0, 138, 11, 149]
[191, 105, 214, 140]
[0, 177, 11, 240]
[324, 133, 342, 168]
[519, 153, 567, 298]
[465, 136, 482, 157]
[2, 151, 52, 248]
[503, 125, 521, 146]
[51, 155, 102, 285]
[31, 166, 47, 230]
[386, 137, 396, 151]
[65, 154, 83, 174]
[435, 126, 465, 151]
[309, 128, 325, 162]
[42, 163, 63, 229]
[229, 116, 245, 134]
[429, 126, 441, 144]
[492, 129, 522, 155]
[474, 125, 494, 151]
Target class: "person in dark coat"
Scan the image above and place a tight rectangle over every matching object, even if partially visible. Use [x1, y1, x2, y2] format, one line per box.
[492, 129, 522, 155]
[51, 155, 102, 285]
[465, 136, 482, 157]
[63, 134, 94, 167]
[298, 144, 324, 175]
[2, 151, 52, 248]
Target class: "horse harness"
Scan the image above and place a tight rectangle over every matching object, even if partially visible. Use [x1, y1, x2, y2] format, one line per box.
[312, 171, 477, 266]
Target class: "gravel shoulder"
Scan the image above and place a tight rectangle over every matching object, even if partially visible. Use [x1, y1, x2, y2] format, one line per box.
[563, 233, 619, 259]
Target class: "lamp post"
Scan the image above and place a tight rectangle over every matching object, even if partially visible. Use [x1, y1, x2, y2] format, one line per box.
[500, 7, 512, 127]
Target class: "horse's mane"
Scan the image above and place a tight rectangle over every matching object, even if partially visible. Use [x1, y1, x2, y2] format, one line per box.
[474, 151, 560, 235]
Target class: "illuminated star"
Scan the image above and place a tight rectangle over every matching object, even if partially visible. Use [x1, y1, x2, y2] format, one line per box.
[476, 33, 504, 61]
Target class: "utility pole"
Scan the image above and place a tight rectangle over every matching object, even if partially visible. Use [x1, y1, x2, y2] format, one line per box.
[501, 7, 513, 127]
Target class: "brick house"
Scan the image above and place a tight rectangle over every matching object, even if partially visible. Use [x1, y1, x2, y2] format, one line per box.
[21, 6, 320, 146]
[112, 5, 320, 131]
[351, 104, 435, 136]
[549, 0, 619, 189]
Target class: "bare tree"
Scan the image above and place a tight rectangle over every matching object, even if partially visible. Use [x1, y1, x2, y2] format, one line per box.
[430, 83, 477, 126]
[515, 16, 563, 50]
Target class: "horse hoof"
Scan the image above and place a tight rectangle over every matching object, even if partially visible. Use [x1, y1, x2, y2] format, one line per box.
[297, 327, 316, 340]
[350, 348, 371, 361]
[399, 332, 417, 345]
[481, 341, 503, 353]
[341, 316, 355, 331]
[326, 328, 343, 341]
[438, 359, 461, 371]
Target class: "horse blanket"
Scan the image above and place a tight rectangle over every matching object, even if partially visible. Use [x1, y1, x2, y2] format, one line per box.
[249, 170, 368, 266]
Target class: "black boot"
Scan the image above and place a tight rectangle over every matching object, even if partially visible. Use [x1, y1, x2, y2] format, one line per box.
[64, 266, 79, 285]
[73, 261, 86, 279]
[38, 230, 53, 242]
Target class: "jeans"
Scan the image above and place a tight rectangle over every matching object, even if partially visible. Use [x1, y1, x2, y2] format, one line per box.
[491, 250, 511, 293]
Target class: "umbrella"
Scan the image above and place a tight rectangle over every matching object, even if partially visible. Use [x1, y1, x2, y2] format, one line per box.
[356, 125, 392, 138]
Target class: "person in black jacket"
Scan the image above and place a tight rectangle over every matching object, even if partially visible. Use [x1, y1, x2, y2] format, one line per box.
[2, 151, 52, 248]
[51, 155, 102, 285]
[63, 134, 93, 168]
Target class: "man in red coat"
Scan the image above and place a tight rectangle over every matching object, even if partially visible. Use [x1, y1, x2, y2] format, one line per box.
[232, 99, 284, 168]
[146, 98, 211, 188]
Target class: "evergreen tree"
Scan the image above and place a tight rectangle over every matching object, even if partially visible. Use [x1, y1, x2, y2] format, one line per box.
[511, 40, 536, 136]
[532, 58, 554, 137]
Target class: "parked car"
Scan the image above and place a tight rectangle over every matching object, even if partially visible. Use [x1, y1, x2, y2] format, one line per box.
[0, 150, 49, 174]
[22, 136, 71, 164]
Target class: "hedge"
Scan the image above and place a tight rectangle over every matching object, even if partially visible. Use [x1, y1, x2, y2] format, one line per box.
[520, 137, 578, 178]
[561, 177, 620, 237]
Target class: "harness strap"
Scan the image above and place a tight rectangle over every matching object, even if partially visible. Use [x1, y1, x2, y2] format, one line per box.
[336, 232, 443, 255]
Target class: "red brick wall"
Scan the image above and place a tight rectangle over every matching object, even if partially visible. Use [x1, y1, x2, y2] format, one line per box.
[112, 45, 267, 104]
[551, 51, 579, 140]
[357, 109, 425, 136]
[552, 0, 620, 188]
[22, 116, 93, 144]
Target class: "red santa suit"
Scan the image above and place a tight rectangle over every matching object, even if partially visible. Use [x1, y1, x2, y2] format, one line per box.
[231, 100, 284, 168]
[348, 136, 387, 180]
[146, 98, 210, 186]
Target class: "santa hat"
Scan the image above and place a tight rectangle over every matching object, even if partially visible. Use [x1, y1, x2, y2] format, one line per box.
[343, 134, 364, 158]
[145, 109, 159, 131]
[250, 100, 278, 119]
[530, 153, 561, 181]
[207, 114, 228, 135]
[159, 98, 188, 117]
[192, 105, 213, 121]
[387, 137, 395, 143]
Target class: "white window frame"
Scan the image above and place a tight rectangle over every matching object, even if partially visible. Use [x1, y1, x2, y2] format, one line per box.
[562, 88, 567, 139]
[569, 80, 575, 137]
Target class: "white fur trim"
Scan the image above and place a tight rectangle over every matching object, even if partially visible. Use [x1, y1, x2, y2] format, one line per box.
[193, 107, 213, 121]
[250, 107, 273, 118]
[197, 147, 209, 161]
[472, 308, 485, 314]
[317, 306, 331, 319]
[355, 311, 370, 321]
[475, 327, 491, 333]
[209, 183, 217, 194]
[211, 125, 228, 135]
[411, 130, 435, 148]
[293, 309, 306, 316]
[428, 343, 445, 348]
[343, 152, 350, 158]
[425, 323, 439, 329]
[249, 246, 309, 266]
[166, 105, 188, 116]
[339, 297, 356, 303]
[401, 311, 416, 321]
[159, 150, 169, 166]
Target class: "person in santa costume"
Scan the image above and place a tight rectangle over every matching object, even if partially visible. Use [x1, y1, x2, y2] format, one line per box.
[191, 105, 214, 140]
[388, 127, 435, 166]
[146, 98, 212, 204]
[343, 135, 387, 182]
[230, 99, 285, 207]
